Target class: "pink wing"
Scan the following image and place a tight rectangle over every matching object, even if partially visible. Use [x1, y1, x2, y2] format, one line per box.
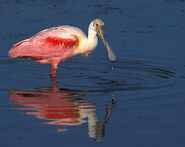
[8, 27, 78, 61]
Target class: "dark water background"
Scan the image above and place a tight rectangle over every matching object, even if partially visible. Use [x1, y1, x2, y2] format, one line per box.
[0, 0, 185, 146]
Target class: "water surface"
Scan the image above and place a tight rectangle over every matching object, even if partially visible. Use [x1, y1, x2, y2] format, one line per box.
[0, 0, 185, 147]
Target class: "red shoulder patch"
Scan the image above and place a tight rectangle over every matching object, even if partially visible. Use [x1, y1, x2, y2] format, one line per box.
[44, 37, 78, 48]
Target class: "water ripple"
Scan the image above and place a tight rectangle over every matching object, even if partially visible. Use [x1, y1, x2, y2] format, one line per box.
[59, 57, 180, 95]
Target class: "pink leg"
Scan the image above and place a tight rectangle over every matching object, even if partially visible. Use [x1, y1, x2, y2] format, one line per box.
[50, 58, 61, 78]
[50, 65, 58, 78]
[50, 65, 58, 87]
[49, 58, 62, 86]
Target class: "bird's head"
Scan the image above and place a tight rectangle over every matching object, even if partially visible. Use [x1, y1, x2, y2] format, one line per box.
[92, 19, 116, 62]
[93, 18, 104, 32]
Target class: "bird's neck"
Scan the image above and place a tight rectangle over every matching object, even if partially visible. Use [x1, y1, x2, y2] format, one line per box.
[88, 21, 97, 40]
[85, 21, 98, 51]
[74, 21, 98, 55]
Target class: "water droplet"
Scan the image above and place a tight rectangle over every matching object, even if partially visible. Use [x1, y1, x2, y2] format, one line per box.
[112, 94, 115, 99]
[111, 62, 116, 70]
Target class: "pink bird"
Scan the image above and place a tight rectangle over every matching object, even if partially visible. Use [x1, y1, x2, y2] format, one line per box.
[8, 19, 116, 80]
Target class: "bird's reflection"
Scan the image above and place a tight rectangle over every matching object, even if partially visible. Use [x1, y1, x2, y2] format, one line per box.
[8, 84, 115, 140]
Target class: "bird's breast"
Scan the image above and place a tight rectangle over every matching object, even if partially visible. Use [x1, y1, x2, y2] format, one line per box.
[74, 37, 98, 56]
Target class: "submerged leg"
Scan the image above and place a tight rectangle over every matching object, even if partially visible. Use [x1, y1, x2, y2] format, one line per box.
[51, 76, 57, 88]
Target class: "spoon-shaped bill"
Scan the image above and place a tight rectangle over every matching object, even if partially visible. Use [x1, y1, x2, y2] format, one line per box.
[103, 40, 117, 62]
[98, 27, 117, 62]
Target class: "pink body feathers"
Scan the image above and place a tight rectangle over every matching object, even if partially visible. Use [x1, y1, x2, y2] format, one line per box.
[8, 26, 83, 78]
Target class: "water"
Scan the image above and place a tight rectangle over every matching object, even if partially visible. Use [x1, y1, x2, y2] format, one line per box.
[1, 0, 185, 146]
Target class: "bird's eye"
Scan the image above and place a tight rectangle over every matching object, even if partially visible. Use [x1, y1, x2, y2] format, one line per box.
[95, 23, 99, 31]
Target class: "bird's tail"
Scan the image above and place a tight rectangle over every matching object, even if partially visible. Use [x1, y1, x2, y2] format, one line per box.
[8, 39, 29, 58]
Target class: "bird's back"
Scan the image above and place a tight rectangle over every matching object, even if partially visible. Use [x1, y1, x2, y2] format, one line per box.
[8, 26, 87, 61]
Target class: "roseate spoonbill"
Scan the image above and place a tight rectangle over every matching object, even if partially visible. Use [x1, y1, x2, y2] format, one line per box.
[8, 19, 116, 78]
